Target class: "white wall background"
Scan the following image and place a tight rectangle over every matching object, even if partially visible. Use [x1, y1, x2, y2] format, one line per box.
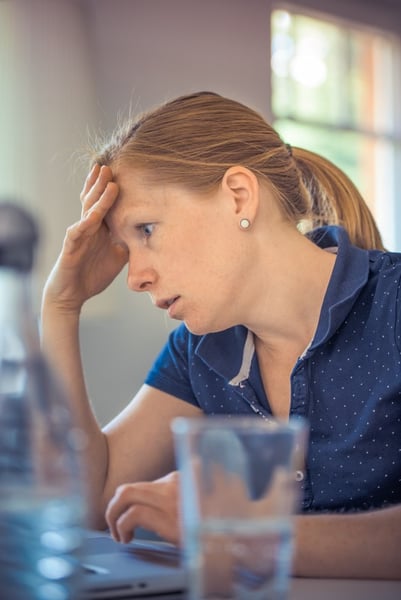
[2, 0, 400, 424]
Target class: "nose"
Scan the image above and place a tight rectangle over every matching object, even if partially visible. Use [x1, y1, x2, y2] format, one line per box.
[126, 258, 157, 292]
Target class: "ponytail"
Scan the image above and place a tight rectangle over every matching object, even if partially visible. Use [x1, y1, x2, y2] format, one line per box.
[293, 147, 385, 251]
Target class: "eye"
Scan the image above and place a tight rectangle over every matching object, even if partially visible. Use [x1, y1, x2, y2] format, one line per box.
[138, 223, 155, 237]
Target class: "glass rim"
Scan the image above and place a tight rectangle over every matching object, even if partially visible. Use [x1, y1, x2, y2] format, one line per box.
[171, 415, 307, 436]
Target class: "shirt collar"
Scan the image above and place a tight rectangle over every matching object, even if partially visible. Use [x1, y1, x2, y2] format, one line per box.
[195, 325, 252, 384]
[307, 226, 370, 351]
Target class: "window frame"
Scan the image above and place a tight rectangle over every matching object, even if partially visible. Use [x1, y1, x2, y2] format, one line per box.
[269, 2, 401, 250]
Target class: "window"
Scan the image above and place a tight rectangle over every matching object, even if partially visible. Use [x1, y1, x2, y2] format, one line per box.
[271, 7, 401, 250]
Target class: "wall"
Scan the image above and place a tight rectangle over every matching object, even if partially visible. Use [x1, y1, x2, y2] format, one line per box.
[80, 0, 273, 424]
[3, 0, 400, 424]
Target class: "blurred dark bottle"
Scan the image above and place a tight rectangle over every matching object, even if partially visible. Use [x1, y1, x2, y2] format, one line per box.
[0, 202, 87, 599]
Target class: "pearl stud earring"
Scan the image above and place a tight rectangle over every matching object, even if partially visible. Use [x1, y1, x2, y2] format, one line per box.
[240, 218, 251, 230]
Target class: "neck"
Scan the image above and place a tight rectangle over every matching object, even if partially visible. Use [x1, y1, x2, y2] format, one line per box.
[244, 228, 337, 354]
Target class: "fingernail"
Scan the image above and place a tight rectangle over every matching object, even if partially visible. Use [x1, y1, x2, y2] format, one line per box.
[111, 531, 119, 542]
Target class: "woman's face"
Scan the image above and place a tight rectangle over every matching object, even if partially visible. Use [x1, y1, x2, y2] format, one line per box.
[106, 166, 255, 335]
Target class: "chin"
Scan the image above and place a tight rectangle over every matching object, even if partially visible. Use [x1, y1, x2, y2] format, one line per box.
[184, 318, 231, 336]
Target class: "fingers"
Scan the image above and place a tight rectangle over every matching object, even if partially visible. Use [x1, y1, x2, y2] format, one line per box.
[105, 474, 180, 545]
[80, 163, 101, 202]
[80, 164, 117, 217]
[108, 500, 166, 544]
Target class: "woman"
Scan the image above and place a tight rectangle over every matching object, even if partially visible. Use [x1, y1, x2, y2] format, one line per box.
[42, 91, 400, 579]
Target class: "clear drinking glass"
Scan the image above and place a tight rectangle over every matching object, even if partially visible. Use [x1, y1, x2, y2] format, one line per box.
[172, 416, 307, 600]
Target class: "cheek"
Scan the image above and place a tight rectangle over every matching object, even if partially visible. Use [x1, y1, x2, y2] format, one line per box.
[169, 221, 241, 284]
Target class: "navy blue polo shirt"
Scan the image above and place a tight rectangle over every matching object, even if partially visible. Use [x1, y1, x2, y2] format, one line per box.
[145, 226, 401, 513]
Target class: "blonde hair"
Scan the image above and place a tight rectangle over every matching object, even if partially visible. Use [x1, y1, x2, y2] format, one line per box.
[93, 91, 310, 223]
[93, 91, 384, 250]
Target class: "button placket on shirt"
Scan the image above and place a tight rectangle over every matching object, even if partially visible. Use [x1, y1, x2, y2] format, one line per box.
[290, 358, 313, 509]
[231, 364, 314, 509]
[234, 379, 273, 420]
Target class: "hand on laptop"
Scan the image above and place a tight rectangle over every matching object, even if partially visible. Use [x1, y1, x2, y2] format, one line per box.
[105, 470, 181, 546]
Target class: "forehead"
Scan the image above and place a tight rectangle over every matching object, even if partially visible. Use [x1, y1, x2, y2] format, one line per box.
[113, 166, 155, 204]
[104, 167, 152, 232]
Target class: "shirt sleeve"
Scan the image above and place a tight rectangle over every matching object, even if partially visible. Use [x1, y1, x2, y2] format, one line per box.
[144, 324, 200, 407]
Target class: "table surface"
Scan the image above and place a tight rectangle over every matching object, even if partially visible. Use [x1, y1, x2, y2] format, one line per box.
[85, 530, 401, 599]
[289, 577, 401, 600]
[93, 577, 401, 599]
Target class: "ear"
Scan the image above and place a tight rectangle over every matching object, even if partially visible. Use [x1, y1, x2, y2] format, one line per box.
[221, 166, 260, 222]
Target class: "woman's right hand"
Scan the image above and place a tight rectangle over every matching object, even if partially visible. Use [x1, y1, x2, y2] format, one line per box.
[44, 164, 128, 312]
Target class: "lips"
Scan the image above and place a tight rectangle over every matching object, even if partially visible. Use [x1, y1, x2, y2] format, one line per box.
[155, 296, 180, 310]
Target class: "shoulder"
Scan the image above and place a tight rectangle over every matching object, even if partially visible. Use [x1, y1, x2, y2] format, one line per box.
[310, 225, 401, 286]
[368, 249, 401, 281]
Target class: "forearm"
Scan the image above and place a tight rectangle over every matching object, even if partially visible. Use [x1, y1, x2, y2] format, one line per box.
[293, 505, 401, 580]
[40, 297, 110, 528]
[38, 165, 129, 526]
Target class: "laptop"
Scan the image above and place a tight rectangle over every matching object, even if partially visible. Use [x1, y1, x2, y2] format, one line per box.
[79, 530, 187, 599]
